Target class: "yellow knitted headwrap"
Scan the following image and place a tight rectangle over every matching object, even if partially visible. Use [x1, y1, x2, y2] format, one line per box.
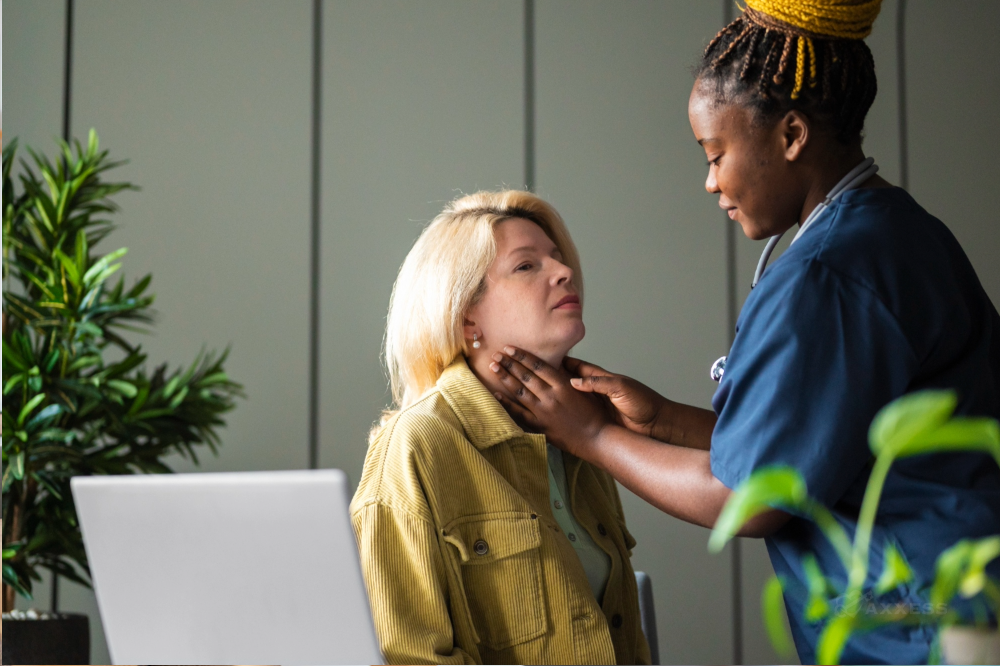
[743, 0, 882, 39]
[741, 0, 882, 98]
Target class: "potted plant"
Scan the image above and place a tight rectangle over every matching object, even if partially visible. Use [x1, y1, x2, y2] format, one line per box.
[2, 131, 243, 665]
[710, 390, 1000, 665]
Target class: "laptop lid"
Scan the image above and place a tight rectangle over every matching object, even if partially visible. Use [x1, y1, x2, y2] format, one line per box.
[71, 469, 383, 665]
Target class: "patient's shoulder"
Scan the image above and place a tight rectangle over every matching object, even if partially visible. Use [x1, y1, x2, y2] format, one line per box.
[352, 389, 466, 514]
[375, 389, 465, 452]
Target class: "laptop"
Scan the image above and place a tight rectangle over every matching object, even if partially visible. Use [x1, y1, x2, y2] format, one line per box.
[71, 469, 384, 665]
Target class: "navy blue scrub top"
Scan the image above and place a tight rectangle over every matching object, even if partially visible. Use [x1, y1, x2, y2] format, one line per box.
[711, 187, 1000, 665]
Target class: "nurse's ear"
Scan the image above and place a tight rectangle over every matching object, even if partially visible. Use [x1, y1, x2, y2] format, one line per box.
[778, 110, 810, 163]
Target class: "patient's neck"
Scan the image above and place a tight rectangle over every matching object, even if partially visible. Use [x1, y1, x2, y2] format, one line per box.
[466, 347, 564, 404]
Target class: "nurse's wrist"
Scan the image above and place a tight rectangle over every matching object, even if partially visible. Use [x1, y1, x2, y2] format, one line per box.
[656, 400, 714, 451]
[648, 399, 679, 444]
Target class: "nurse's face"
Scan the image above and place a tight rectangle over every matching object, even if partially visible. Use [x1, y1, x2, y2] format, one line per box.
[688, 79, 808, 240]
[465, 218, 585, 367]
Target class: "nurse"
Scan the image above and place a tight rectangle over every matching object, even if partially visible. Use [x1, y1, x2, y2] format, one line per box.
[488, 0, 1000, 663]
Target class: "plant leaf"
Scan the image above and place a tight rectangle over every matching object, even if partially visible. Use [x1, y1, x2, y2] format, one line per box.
[17, 393, 47, 426]
[709, 466, 808, 553]
[960, 536, 1000, 599]
[82, 246, 127, 285]
[898, 419, 1000, 464]
[106, 379, 138, 398]
[816, 614, 855, 665]
[931, 539, 975, 607]
[868, 390, 956, 457]
[875, 542, 914, 595]
[53, 247, 82, 290]
[762, 575, 795, 658]
[803, 554, 832, 622]
[11, 451, 26, 480]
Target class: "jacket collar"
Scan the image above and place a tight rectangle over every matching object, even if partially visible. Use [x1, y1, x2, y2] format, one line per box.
[437, 356, 526, 450]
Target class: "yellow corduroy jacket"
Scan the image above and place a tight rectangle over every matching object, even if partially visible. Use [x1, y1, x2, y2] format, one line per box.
[351, 356, 651, 665]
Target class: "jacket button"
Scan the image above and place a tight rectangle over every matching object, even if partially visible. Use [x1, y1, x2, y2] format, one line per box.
[598, 523, 607, 536]
[611, 613, 623, 628]
[473, 539, 489, 556]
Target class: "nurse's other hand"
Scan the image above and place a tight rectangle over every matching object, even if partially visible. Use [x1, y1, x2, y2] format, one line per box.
[489, 347, 612, 456]
[563, 356, 671, 443]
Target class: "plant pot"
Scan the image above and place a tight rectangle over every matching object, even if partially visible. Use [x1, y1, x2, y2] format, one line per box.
[1, 611, 90, 665]
[940, 625, 1000, 665]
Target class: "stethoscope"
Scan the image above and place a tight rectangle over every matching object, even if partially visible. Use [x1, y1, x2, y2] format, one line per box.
[710, 157, 879, 382]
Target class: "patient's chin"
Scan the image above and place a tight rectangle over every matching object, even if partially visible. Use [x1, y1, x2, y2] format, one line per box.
[534, 325, 586, 366]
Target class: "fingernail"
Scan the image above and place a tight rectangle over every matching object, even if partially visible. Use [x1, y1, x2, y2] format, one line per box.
[492, 352, 503, 362]
[494, 392, 503, 401]
[570, 378, 581, 387]
[504, 346, 516, 354]
[490, 362, 500, 372]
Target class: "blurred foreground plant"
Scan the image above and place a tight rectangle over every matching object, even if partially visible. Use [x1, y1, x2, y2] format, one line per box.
[2, 131, 243, 611]
[709, 390, 1000, 664]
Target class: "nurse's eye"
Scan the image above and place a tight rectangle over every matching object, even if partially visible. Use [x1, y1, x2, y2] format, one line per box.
[708, 156, 722, 167]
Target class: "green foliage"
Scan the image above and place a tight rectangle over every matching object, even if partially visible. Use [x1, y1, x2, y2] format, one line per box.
[2, 132, 244, 601]
[709, 389, 1000, 664]
[875, 543, 914, 596]
[762, 575, 795, 659]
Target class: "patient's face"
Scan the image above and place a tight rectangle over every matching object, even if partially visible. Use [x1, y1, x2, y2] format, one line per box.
[466, 218, 585, 366]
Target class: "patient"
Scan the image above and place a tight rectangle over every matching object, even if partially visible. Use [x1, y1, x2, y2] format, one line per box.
[351, 190, 650, 665]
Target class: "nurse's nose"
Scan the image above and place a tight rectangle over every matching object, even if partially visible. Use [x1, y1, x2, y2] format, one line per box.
[705, 166, 720, 194]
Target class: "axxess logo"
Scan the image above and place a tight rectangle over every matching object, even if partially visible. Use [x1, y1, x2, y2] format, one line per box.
[832, 590, 948, 618]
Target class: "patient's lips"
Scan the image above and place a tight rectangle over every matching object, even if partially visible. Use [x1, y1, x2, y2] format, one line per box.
[553, 294, 581, 310]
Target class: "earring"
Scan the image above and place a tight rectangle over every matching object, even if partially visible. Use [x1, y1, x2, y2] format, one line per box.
[472, 334, 481, 349]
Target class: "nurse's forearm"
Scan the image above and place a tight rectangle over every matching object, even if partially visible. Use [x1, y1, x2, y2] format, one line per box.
[581, 423, 787, 536]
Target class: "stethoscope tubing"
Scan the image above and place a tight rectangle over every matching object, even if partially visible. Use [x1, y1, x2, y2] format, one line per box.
[751, 157, 879, 289]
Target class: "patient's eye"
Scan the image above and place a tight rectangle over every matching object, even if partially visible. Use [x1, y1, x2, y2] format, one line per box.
[515, 262, 533, 272]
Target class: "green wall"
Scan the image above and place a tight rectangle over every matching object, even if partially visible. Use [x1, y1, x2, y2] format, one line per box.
[5, 1, 999, 664]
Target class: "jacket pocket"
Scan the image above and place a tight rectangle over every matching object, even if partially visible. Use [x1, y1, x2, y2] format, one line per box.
[443, 512, 548, 651]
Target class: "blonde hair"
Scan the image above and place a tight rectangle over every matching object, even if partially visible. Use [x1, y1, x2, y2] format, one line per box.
[380, 190, 582, 425]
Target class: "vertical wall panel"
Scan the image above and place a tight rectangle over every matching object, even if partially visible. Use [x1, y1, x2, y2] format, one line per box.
[67, 1, 314, 662]
[2, 0, 64, 155]
[536, 2, 732, 662]
[319, 0, 524, 482]
[71, 0, 313, 474]
[908, 0, 1000, 303]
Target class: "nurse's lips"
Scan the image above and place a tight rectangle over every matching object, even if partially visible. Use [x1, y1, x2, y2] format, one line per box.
[720, 201, 738, 220]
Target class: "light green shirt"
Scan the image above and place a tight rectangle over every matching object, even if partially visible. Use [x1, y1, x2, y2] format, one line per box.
[546, 442, 613, 604]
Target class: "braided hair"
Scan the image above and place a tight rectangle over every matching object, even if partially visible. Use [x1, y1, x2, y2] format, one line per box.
[696, 2, 880, 145]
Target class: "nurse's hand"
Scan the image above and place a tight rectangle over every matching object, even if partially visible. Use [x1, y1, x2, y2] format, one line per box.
[562, 356, 671, 442]
[489, 347, 612, 456]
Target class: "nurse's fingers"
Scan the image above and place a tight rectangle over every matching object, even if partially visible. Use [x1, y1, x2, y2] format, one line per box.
[499, 346, 563, 387]
[563, 356, 612, 379]
[494, 391, 540, 431]
[489, 357, 543, 407]
[492, 351, 553, 396]
[569, 374, 622, 397]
